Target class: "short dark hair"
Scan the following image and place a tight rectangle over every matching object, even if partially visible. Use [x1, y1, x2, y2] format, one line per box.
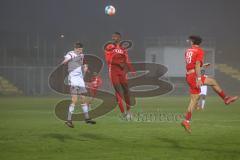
[74, 42, 83, 48]
[113, 32, 121, 37]
[189, 35, 202, 45]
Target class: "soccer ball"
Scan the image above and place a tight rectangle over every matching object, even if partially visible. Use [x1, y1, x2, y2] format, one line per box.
[105, 5, 116, 16]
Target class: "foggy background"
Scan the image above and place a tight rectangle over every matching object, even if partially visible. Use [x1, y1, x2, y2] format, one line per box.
[0, 0, 239, 96]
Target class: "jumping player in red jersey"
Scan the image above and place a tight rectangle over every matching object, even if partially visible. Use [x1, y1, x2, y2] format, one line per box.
[181, 35, 238, 133]
[104, 32, 135, 119]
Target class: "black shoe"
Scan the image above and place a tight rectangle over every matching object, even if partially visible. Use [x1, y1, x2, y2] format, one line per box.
[85, 119, 96, 124]
[65, 121, 74, 128]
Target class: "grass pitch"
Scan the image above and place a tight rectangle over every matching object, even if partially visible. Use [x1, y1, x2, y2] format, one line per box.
[0, 96, 240, 160]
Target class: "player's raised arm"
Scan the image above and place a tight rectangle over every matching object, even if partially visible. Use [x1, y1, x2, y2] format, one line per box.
[61, 53, 72, 65]
[61, 58, 69, 65]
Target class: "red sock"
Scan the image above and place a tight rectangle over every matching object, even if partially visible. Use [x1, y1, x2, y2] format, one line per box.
[185, 112, 192, 121]
[116, 93, 124, 113]
[217, 90, 226, 100]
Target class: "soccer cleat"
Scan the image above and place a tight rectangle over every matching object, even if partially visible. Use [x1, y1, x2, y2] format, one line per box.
[224, 96, 239, 105]
[126, 112, 133, 121]
[181, 120, 191, 133]
[85, 119, 96, 124]
[65, 121, 74, 128]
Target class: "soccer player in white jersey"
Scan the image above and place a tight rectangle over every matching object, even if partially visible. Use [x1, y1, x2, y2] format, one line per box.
[198, 69, 208, 110]
[61, 42, 96, 128]
[195, 63, 210, 110]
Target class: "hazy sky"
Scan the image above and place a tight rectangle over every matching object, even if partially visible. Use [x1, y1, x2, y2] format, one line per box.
[0, 0, 240, 63]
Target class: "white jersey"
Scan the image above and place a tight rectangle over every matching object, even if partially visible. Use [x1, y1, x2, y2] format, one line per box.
[64, 51, 85, 87]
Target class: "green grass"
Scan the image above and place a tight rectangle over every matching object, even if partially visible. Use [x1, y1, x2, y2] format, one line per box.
[0, 96, 240, 160]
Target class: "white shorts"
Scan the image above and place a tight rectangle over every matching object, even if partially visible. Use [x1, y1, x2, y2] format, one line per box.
[68, 74, 87, 95]
[68, 74, 85, 88]
[200, 85, 207, 95]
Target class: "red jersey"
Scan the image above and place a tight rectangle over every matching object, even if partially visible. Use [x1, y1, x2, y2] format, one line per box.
[105, 43, 134, 72]
[185, 45, 204, 71]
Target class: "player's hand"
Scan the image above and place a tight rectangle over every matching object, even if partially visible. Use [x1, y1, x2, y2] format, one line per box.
[196, 79, 203, 88]
[83, 68, 89, 74]
[203, 63, 211, 68]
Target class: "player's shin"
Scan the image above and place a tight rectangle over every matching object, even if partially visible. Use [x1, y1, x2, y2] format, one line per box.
[81, 103, 90, 120]
[116, 92, 125, 113]
[186, 94, 199, 122]
[67, 103, 75, 121]
[201, 99, 206, 109]
[205, 77, 226, 100]
[124, 92, 131, 111]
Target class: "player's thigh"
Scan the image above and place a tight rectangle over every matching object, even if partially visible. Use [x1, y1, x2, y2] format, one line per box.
[190, 94, 200, 105]
[191, 94, 200, 100]
[79, 95, 88, 104]
[111, 73, 121, 86]
[119, 72, 128, 84]
[204, 77, 217, 86]
[186, 74, 201, 94]
[71, 95, 78, 103]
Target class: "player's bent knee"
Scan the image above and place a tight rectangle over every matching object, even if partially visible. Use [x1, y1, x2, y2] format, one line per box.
[191, 94, 200, 101]
[72, 96, 78, 104]
[79, 95, 86, 102]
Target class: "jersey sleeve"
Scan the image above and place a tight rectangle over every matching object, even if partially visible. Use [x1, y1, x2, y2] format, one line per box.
[64, 52, 72, 61]
[105, 51, 112, 65]
[105, 43, 115, 51]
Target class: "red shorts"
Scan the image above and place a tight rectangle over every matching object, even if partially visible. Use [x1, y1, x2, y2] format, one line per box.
[186, 73, 206, 94]
[109, 68, 128, 85]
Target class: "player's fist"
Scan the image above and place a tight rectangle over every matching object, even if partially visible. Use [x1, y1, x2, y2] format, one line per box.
[196, 78, 203, 88]
[203, 63, 211, 68]
[130, 71, 137, 76]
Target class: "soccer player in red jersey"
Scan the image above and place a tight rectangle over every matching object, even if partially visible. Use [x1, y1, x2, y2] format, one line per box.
[182, 35, 238, 133]
[104, 32, 135, 118]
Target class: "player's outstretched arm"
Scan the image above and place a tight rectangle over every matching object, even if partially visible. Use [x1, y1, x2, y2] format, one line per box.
[61, 58, 69, 65]
[202, 63, 211, 68]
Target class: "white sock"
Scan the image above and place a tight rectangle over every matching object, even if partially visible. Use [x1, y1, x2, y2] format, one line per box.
[82, 103, 89, 120]
[201, 100, 206, 109]
[67, 104, 75, 121]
